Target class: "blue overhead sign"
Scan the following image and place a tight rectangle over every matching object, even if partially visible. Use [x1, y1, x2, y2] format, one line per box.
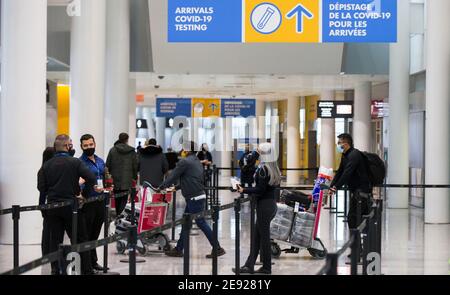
[156, 98, 192, 118]
[168, 0, 242, 42]
[322, 0, 397, 43]
[168, 0, 397, 43]
[221, 99, 256, 118]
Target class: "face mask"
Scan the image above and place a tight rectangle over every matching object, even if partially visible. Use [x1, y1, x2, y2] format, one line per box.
[68, 149, 76, 157]
[83, 148, 95, 157]
[336, 144, 345, 154]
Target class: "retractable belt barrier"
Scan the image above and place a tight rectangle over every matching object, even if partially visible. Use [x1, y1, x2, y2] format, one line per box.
[2, 181, 448, 276]
[0, 188, 251, 276]
[317, 199, 383, 275]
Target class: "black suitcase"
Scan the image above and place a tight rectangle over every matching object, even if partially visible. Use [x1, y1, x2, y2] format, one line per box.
[280, 190, 312, 210]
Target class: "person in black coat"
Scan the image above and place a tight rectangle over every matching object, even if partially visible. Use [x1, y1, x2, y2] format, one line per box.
[233, 143, 281, 275]
[329, 133, 372, 229]
[239, 144, 259, 188]
[37, 147, 55, 256]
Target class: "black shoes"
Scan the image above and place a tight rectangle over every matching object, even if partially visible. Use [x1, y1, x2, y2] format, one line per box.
[254, 267, 271, 275]
[232, 266, 254, 274]
[165, 248, 183, 257]
[231, 266, 271, 275]
[206, 247, 226, 258]
[93, 263, 109, 272]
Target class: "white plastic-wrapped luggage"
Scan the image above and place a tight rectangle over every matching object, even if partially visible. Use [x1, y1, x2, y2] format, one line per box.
[270, 204, 294, 241]
[289, 211, 315, 247]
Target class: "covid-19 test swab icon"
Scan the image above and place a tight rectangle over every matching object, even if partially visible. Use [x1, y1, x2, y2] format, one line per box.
[257, 7, 275, 30]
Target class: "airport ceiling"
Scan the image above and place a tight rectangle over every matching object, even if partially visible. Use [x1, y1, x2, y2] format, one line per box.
[46, 0, 390, 99]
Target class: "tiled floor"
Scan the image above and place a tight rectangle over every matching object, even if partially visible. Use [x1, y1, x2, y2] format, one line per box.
[0, 178, 449, 275]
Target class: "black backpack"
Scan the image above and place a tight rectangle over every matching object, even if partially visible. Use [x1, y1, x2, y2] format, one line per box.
[360, 151, 386, 186]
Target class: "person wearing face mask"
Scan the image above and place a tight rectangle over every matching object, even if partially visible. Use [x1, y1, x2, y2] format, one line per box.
[197, 143, 213, 184]
[239, 144, 259, 188]
[329, 133, 372, 230]
[38, 134, 97, 275]
[79, 134, 108, 272]
[233, 142, 281, 275]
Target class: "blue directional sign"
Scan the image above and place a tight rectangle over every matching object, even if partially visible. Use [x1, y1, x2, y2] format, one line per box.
[322, 0, 397, 42]
[221, 99, 256, 118]
[168, 0, 242, 42]
[156, 98, 192, 118]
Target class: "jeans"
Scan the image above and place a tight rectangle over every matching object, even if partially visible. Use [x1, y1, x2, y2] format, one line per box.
[176, 198, 219, 251]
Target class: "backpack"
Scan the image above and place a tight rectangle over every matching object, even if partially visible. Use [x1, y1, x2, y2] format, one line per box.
[360, 151, 386, 186]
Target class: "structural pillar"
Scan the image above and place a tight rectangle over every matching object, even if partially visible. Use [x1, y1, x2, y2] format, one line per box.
[105, 0, 130, 155]
[0, 0, 47, 244]
[256, 100, 266, 144]
[286, 98, 301, 185]
[320, 90, 336, 170]
[220, 118, 233, 177]
[387, 0, 410, 209]
[156, 118, 166, 149]
[353, 82, 372, 152]
[70, 0, 106, 157]
[128, 79, 137, 147]
[424, 0, 450, 223]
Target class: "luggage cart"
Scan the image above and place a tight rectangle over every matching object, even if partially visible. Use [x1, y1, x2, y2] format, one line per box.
[115, 182, 172, 255]
[270, 189, 328, 259]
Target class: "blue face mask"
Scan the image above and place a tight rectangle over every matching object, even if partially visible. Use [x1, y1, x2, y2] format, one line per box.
[336, 144, 345, 154]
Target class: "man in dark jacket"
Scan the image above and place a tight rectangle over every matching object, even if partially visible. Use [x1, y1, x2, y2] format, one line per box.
[329, 133, 372, 229]
[159, 141, 226, 258]
[106, 133, 138, 216]
[38, 134, 97, 275]
[138, 138, 169, 187]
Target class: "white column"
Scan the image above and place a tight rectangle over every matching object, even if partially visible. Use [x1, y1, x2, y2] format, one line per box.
[353, 82, 372, 152]
[320, 90, 336, 169]
[387, 0, 410, 209]
[424, 0, 450, 223]
[286, 98, 301, 185]
[128, 79, 137, 147]
[70, 0, 106, 158]
[104, 0, 130, 155]
[256, 100, 266, 144]
[0, 0, 47, 244]
[220, 118, 233, 177]
[156, 118, 166, 149]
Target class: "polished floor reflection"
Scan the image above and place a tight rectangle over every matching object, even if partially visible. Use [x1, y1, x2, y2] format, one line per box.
[0, 178, 449, 275]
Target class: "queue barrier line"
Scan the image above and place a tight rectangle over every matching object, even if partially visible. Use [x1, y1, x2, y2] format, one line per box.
[0, 193, 251, 276]
[316, 200, 383, 275]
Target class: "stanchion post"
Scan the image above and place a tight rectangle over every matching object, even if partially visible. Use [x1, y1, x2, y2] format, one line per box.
[249, 195, 256, 266]
[343, 189, 348, 222]
[234, 198, 241, 275]
[183, 213, 193, 275]
[356, 194, 362, 232]
[128, 225, 138, 275]
[171, 190, 177, 241]
[12, 205, 20, 269]
[58, 244, 73, 275]
[377, 200, 383, 259]
[71, 199, 78, 245]
[325, 253, 338, 275]
[130, 187, 136, 226]
[362, 216, 369, 275]
[350, 229, 360, 275]
[103, 193, 110, 273]
[212, 205, 220, 275]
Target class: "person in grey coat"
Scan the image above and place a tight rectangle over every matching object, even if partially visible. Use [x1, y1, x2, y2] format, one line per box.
[138, 138, 169, 187]
[106, 133, 138, 215]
